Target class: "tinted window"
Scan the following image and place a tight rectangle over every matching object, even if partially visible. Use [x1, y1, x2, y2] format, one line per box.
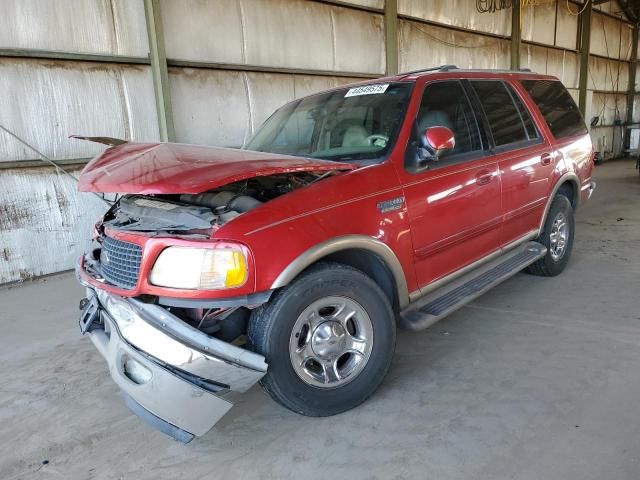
[471, 81, 529, 146]
[416, 81, 481, 155]
[510, 87, 539, 140]
[521, 80, 588, 139]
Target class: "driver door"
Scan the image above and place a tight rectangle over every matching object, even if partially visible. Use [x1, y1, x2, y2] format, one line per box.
[396, 80, 502, 289]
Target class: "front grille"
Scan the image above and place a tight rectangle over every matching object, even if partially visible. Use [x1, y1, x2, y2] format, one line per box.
[99, 236, 142, 289]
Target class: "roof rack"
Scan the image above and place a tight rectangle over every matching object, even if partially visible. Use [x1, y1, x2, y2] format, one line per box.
[398, 65, 458, 76]
[397, 65, 536, 78]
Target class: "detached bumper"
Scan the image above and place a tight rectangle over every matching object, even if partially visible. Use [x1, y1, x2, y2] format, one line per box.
[80, 288, 267, 442]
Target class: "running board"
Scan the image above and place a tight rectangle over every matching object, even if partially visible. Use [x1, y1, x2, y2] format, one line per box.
[399, 241, 546, 331]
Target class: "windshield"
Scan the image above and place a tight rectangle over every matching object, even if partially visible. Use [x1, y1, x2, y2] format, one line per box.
[245, 82, 412, 162]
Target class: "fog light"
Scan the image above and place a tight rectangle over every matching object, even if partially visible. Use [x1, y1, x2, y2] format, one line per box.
[122, 356, 152, 385]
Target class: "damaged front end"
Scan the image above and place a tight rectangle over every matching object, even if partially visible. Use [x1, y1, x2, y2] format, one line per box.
[77, 287, 267, 443]
[74, 140, 356, 441]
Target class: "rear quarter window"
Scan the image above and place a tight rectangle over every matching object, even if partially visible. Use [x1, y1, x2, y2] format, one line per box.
[521, 80, 588, 139]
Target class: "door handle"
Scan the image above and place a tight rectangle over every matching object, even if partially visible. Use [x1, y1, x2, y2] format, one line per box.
[540, 153, 553, 166]
[476, 171, 493, 186]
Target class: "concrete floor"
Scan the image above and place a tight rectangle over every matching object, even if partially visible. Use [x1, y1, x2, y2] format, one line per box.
[1, 159, 639, 480]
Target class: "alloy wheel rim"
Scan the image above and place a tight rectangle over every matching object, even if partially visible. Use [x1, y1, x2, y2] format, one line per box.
[549, 211, 569, 261]
[288, 296, 374, 388]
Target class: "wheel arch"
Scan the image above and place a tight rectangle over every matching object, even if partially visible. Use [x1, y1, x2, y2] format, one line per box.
[270, 235, 410, 310]
[539, 173, 580, 232]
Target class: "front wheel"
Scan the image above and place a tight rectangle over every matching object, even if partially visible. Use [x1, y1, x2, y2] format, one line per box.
[526, 194, 575, 277]
[248, 262, 396, 417]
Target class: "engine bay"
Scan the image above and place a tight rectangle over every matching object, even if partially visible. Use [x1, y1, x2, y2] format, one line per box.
[100, 172, 321, 235]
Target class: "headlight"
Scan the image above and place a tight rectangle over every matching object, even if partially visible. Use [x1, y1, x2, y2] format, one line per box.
[149, 246, 248, 290]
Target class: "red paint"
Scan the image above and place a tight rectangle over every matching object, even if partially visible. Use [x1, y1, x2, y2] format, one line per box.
[78, 142, 356, 194]
[78, 70, 594, 303]
[425, 126, 455, 153]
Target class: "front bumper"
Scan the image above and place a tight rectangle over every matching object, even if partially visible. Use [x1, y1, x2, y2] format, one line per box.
[80, 287, 267, 442]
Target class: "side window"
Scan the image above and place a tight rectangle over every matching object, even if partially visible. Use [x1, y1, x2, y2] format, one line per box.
[471, 81, 530, 147]
[416, 81, 482, 155]
[510, 86, 539, 140]
[521, 80, 588, 139]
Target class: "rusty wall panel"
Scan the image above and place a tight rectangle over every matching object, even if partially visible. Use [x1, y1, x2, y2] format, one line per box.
[161, 0, 384, 74]
[0, 167, 107, 284]
[398, 0, 511, 37]
[0, 0, 148, 56]
[169, 67, 364, 148]
[0, 58, 159, 163]
[399, 19, 510, 72]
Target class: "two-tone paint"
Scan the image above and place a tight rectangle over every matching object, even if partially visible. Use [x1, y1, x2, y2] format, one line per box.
[78, 70, 595, 310]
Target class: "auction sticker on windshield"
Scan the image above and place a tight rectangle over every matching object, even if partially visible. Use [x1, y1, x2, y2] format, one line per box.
[345, 84, 389, 97]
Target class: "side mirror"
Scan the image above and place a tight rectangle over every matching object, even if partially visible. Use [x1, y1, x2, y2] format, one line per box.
[421, 126, 455, 162]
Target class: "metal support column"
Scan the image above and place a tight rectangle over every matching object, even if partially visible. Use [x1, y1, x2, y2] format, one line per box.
[511, 0, 521, 70]
[385, 0, 398, 75]
[144, 0, 175, 142]
[626, 25, 638, 129]
[578, 0, 592, 117]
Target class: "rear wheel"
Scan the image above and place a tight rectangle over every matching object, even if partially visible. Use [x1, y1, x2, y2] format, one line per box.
[248, 263, 396, 416]
[527, 194, 575, 277]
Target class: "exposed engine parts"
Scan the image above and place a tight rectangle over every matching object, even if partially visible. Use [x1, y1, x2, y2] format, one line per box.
[101, 173, 320, 234]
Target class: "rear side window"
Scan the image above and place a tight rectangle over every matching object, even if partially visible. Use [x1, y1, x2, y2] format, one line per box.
[521, 80, 588, 139]
[470, 81, 530, 147]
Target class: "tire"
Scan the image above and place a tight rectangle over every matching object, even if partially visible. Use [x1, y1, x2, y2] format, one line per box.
[526, 194, 575, 277]
[248, 262, 396, 417]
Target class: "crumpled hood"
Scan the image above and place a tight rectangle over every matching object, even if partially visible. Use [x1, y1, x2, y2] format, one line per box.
[78, 142, 357, 194]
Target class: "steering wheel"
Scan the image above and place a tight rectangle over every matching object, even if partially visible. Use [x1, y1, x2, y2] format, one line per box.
[366, 134, 389, 147]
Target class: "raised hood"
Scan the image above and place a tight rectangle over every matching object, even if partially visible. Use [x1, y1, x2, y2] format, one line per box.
[78, 142, 357, 194]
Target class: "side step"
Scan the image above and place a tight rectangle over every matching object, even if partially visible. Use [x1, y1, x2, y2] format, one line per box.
[399, 241, 546, 331]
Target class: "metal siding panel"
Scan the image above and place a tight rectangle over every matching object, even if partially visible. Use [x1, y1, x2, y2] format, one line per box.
[633, 95, 640, 123]
[160, 0, 245, 64]
[168, 68, 250, 148]
[331, 6, 385, 74]
[0, 167, 106, 284]
[242, 0, 335, 71]
[0, 59, 159, 162]
[588, 56, 628, 92]
[521, 45, 579, 89]
[555, 4, 578, 50]
[591, 92, 626, 125]
[590, 13, 633, 61]
[398, 0, 511, 37]
[339, 0, 384, 8]
[399, 20, 510, 72]
[0, 0, 148, 56]
[521, 2, 556, 46]
[169, 67, 368, 149]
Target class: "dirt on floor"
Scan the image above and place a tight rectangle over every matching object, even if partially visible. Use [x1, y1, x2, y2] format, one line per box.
[1, 159, 640, 480]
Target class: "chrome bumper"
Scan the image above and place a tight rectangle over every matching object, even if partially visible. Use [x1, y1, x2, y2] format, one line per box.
[82, 288, 267, 442]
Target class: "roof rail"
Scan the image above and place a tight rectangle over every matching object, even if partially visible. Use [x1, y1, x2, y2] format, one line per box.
[397, 66, 537, 78]
[398, 65, 458, 77]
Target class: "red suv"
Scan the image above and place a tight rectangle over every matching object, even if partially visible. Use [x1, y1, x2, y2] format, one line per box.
[76, 66, 595, 442]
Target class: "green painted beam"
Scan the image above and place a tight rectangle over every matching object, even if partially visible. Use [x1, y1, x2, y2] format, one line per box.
[385, 0, 398, 75]
[144, 0, 175, 142]
[511, 0, 521, 70]
[626, 26, 638, 126]
[578, 0, 592, 117]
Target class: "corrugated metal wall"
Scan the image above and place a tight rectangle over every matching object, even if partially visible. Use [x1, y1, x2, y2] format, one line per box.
[0, 0, 636, 283]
